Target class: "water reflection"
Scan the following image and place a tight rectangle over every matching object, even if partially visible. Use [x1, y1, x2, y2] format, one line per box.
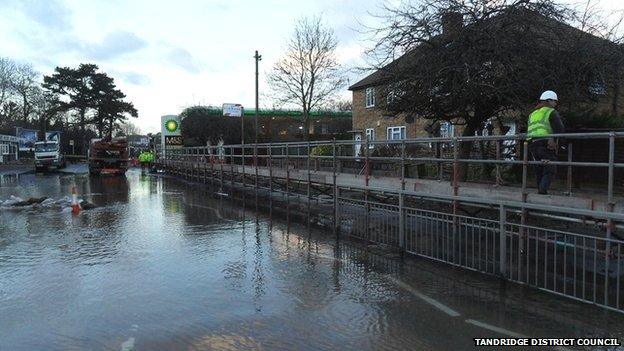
[85, 175, 130, 205]
[0, 172, 21, 187]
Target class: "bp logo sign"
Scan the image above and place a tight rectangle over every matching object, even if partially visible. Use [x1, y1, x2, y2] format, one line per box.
[161, 115, 181, 150]
[165, 119, 179, 133]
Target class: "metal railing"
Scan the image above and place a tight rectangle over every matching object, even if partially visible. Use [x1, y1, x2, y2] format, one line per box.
[337, 193, 624, 313]
[166, 131, 624, 194]
[157, 132, 624, 313]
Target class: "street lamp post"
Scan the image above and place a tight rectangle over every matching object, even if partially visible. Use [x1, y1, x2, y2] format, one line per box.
[254, 50, 262, 144]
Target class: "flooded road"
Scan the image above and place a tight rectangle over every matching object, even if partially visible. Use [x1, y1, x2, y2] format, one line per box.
[1, 168, 624, 350]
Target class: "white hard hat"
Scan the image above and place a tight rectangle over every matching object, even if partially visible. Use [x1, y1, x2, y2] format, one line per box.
[539, 90, 558, 101]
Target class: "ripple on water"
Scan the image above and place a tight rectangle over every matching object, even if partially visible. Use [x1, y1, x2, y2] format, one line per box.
[188, 333, 264, 351]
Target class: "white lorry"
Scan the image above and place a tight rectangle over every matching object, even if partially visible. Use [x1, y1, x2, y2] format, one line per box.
[34, 140, 66, 172]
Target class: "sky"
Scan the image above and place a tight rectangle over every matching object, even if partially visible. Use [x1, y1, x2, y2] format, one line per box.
[0, 0, 622, 134]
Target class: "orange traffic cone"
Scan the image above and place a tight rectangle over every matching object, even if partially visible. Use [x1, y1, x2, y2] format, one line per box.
[71, 186, 81, 214]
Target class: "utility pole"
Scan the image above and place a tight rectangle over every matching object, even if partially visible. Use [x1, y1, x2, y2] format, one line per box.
[254, 50, 262, 144]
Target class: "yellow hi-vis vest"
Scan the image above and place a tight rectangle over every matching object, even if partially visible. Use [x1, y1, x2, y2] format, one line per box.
[527, 106, 554, 140]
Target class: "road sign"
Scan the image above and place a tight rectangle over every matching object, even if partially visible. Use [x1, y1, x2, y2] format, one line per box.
[161, 115, 182, 157]
[164, 135, 183, 147]
[162, 115, 181, 136]
[69, 140, 74, 146]
[222, 103, 243, 117]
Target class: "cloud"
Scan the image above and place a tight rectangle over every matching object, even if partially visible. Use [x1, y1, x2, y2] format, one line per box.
[118, 71, 150, 86]
[166, 48, 200, 73]
[83, 30, 148, 60]
[1, 0, 73, 31]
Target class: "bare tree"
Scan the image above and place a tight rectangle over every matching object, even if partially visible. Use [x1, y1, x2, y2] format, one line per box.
[12, 63, 40, 126]
[119, 121, 142, 136]
[267, 16, 347, 140]
[330, 98, 352, 112]
[0, 57, 16, 109]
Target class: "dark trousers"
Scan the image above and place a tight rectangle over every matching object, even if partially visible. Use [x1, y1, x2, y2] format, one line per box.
[528, 141, 556, 194]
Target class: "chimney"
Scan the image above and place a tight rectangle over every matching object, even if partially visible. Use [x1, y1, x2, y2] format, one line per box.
[441, 12, 463, 37]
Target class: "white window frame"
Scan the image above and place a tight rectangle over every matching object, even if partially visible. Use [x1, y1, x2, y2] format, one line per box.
[440, 122, 455, 138]
[1, 144, 8, 155]
[365, 128, 375, 148]
[386, 126, 406, 141]
[365, 87, 375, 108]
[365, 128, 375, 141]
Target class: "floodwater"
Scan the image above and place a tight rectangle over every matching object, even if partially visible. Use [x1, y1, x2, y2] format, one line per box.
[1, 168, 624, 350]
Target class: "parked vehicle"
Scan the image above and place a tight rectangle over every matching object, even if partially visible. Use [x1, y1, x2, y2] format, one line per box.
[88, 137, 129, 175]
[34, 140, 66, 172]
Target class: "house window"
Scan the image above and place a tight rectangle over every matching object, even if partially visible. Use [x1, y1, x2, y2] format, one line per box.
[440, 122, 454, 138]
[365, 128, 375, 148]
[1, 144, 8, 155]
[387, 126, 406, 140]
[365, 128, 375, 141]
[365, 87, 375, 108]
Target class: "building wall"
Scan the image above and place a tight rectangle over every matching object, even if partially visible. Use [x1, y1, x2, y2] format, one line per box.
[352, 89, 434, 140]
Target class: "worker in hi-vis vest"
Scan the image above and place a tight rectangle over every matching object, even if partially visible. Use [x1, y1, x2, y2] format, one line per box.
[527, 90, 565, 195]
[138, 150, 152, 172]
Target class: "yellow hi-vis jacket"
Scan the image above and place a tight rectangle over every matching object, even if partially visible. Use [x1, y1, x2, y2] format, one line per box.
[527, 106, 554, 140]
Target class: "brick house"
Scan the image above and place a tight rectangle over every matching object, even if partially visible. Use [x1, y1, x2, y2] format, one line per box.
[348, 10, 623, 151]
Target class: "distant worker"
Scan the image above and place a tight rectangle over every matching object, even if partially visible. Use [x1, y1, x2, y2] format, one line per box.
[138, 150, 152, 172]
[527, 90, 565, 195]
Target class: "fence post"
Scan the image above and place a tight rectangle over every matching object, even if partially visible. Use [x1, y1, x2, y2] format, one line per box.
[519, 140, 529, 254]
[202, 146, 210, 184]
[230, 146, 235, 188]
[332, 138, 337, 186]
[365, 138, 370, 187]
[566, 142, 573, 196]
[209, 146, 214, 187]
[220, 146, 224, 189]
[499, 203, 507, 278]
[365, 138, 370, 243]
[242, 144, 245, 188]
[334, 186, 340, 236]
[399, 193, 405, 252]
[268, 143, 273, 193]
[332, 138, 340, 236]
[286, 144, 290, 196]
[255, 143, 259, 190]
[333, 138, 338, 234]
[605, 132, 615, 305]
[437, 140, 443, 182]
[307, 140, 311, 200]
[521, 140, 528, 198]
[495, 140, 501, 187]
[452, 137, 459, 226]
[337, 144, 342, 173]
[401, 140, 406, 190]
